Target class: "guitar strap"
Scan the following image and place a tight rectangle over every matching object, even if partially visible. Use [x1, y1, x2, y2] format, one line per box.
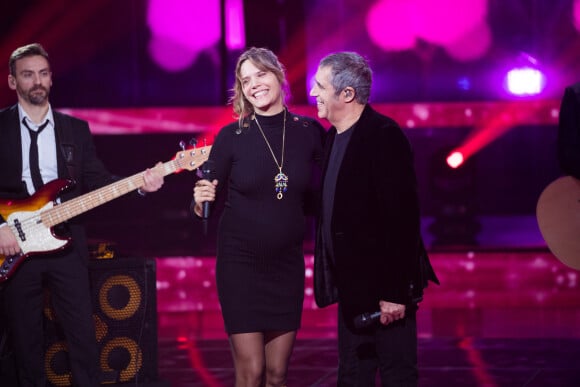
[54, 114, 77, 182]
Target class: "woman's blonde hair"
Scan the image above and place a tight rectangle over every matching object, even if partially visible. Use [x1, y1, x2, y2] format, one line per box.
[230, 47, 289, 121]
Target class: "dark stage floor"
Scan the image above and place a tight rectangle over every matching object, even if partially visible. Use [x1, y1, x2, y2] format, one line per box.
[156, 337, 580, 386]
[152, 222, 580, 387]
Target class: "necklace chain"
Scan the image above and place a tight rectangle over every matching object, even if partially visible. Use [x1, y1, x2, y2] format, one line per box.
[253, 109, 288, 199]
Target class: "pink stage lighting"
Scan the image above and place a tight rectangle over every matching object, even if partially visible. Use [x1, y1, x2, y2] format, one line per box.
[366, 0, 490, 61]
[575, 0, 580, 32]
[225, 0, 245, 50]
[505, 67, 546, 96]
[147, 0, 245, 72]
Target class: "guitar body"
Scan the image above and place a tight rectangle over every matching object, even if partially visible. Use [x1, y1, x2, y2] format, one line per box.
[0, 179, 73, 283]
[536, 175, 580, 270]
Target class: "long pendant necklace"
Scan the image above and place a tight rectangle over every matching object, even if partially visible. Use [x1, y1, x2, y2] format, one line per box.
[253, 109, 288, 200]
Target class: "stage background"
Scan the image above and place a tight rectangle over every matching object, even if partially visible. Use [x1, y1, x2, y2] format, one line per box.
[0, 0, 577, 254]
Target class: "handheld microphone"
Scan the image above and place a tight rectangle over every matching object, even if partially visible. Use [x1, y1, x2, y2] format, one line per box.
[353, 311, 381, 329]
[200, 160, 214, 219]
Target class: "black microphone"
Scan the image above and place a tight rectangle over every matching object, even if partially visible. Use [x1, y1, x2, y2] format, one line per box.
[200, 160, 214, 219]
[353, 311, 381, 329]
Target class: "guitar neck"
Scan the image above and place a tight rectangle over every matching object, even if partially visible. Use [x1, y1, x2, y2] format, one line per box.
[41, 158, 181, 227]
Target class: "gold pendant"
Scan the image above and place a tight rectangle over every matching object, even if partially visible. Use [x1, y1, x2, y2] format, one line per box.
[275, 171, 288, 200]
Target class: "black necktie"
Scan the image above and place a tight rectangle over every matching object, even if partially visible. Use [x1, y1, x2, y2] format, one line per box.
[23, 118, 50, 192]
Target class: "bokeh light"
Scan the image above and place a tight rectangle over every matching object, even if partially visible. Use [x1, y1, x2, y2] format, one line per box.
[366, 0, 490, 61]
[147, 0, 221, 72]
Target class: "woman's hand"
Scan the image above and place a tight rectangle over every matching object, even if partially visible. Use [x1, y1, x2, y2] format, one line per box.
[193, 179, 218, 217]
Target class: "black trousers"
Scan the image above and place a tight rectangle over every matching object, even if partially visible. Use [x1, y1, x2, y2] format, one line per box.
[337, 304, 418, 387]
[2, 242, 100, 387]
[0, 297, 18, 385]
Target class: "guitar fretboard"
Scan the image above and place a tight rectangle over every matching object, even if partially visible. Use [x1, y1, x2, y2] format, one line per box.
[40, 158, 183, 227]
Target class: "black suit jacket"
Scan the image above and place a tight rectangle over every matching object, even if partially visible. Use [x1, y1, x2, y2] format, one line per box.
[0, 104, 115, 254]
[558, 82, 580, 179]
[314, 104, 437, 329]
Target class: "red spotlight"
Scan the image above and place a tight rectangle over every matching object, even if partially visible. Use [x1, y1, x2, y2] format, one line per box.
[429, 147, 480, 246]
[446, 151, 464, 169]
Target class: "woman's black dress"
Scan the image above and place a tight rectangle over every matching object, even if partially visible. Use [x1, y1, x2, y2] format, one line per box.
[208, 109, 324, 334]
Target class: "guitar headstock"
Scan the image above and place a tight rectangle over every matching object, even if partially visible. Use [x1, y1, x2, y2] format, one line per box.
[173, 145, 212, 171]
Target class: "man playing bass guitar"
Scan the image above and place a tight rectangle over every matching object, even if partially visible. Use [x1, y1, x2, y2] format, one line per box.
[0, 43, 164, 386]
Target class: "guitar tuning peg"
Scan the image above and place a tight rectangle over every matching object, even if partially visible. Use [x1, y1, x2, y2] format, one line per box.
[179, 140, 186, 150]
[189, 138, 198, 148]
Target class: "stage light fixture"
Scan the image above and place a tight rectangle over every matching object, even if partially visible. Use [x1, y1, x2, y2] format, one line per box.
[505, 67, 545, 96]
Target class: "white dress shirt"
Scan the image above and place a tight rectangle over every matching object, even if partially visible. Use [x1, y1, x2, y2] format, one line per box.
[19, 104, 58, 195]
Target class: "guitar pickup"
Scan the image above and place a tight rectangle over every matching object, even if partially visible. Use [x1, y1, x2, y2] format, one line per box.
[13, 218, 26, 241]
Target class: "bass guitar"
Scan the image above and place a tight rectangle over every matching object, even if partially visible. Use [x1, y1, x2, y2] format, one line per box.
[536, 175, 580, 270]
[0, 145, 211, 283]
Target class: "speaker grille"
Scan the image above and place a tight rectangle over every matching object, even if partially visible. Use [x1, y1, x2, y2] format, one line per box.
[43, 257, 159, 386]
